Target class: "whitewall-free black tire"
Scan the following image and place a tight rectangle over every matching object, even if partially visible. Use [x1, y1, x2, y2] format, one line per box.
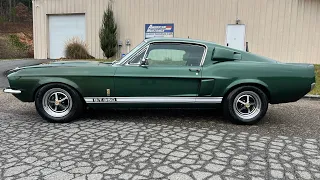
[223, 86, 269, 125]
[35, 83, 84, 123]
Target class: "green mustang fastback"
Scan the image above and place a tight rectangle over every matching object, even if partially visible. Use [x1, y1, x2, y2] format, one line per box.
[3, 38, 316, 125]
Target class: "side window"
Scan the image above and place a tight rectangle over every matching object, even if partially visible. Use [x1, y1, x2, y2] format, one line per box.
[145, 43, 205, 66]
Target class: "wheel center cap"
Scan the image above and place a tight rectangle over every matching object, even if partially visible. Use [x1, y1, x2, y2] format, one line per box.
[245, 103, 250, 108]
[55, 100, 60, 106]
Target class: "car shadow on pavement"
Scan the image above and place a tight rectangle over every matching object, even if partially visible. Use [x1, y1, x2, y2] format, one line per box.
[81, 108, 228, 125]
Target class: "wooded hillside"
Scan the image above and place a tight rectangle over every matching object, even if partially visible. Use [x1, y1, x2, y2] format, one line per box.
[0, 0, 32, 23]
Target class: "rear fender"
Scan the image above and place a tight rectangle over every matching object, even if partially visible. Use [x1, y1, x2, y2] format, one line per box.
[223, 79, 269, 97]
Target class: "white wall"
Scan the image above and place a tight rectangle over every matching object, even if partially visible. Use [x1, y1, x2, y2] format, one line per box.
[33, 0, 320, 64]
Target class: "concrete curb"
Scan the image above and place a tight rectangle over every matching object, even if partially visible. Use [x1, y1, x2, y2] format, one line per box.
[303, 94, 320, 99]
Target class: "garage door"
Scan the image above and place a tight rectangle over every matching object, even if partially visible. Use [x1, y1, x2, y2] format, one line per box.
[48, 14, 86, 59]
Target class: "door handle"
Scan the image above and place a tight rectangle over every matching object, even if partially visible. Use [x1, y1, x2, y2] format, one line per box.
[189, 68, 201, 72]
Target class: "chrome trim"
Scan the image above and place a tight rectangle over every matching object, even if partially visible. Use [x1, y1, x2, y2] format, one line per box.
[195, 97, 223, 103]
[311, 83, 316, 91]
[233, 91, 262, 121]
[42, 88, 72, 118]
[118, 42, 149, 65]
[140, 44, 151, 65]
[121, 40, 208, 66]
[125, 46, 149, 66]
[84, 97, 223, 104]
[3, 88, 22, 94]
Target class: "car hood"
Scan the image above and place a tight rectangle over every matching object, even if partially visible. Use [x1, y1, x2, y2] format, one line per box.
[9, 60, 111, 71]
[6, 60, 114, 76]
[30, 60, 112, 68]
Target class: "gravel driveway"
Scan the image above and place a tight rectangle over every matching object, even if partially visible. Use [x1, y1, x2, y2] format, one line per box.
[0, 90, 319, 180]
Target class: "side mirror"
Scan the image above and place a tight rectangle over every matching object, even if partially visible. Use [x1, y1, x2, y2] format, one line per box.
[140, 58, 149, 67]
[212, 47, 241, 61]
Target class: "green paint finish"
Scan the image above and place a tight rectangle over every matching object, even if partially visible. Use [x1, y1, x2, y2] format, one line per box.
[8, 61, 116, 102]
[202, 61, 315, 103]
[114, 66, 201, 97]
[6, 38, 316, 107]
[199, 79, 215, 96]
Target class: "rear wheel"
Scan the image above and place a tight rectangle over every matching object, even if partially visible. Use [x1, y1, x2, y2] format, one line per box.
[35, 83, 84, 123]
[223, 86, 268, 125]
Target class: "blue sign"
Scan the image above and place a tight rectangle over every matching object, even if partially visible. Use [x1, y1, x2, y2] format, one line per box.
[145, 23, 174, 39]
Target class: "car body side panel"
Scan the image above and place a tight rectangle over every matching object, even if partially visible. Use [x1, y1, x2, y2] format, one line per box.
[7, 65, 117, 102]
[113, 66, 202, 97]
[201, 61, 315, 104]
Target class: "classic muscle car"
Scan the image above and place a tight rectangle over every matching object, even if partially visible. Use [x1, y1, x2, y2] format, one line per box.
[3, 38, 316, 125]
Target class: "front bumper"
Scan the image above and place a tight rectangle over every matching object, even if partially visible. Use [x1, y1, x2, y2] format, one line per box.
[3, 88, 21, 94]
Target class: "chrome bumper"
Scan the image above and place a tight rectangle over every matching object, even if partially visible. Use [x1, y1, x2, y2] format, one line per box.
[3, 88, 21, 94]
[311, 83, 316, 91]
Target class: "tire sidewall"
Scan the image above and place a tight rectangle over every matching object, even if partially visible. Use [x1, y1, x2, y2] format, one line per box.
[224, 86, 268, 125]
[35, 84, 83, 123]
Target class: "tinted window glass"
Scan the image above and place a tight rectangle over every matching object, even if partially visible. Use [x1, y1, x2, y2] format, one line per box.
[145, 43, 205, 66]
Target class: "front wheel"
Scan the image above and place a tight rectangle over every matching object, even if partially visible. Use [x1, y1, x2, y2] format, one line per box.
[35, 84, 84, 123]
[223, 86, 269, 125]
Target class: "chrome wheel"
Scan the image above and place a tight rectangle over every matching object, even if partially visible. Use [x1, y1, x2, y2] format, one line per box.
[42, 88, 73, 118]
[233, 91, 262, 120]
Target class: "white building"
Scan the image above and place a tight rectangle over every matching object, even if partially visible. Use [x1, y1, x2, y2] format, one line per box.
[33, 0, 320, 64]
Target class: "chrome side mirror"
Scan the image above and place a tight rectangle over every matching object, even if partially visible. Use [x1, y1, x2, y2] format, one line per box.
[140, 58, 149, 67]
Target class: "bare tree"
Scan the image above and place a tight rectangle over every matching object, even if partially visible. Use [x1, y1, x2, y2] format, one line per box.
[9, 0, 13, 21]
[13, 0, 16, 22]
[0, 0, 32, 22]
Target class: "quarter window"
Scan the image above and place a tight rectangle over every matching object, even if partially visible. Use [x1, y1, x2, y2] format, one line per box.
[129, 48, 147, 64]
[144, 43, 205, 66]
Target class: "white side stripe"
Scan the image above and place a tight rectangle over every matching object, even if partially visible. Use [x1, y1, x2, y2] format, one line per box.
[84, 97, 223, 104]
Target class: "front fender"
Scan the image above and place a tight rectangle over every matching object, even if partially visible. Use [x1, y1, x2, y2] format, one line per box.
[8, 76, 83, 102]
[35, 77, 82, 95]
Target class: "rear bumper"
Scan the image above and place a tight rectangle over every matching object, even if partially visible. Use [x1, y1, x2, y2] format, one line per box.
[3, 88, 21, 94]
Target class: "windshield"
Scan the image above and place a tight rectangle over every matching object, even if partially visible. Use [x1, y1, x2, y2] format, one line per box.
[115, 40, 147, 64]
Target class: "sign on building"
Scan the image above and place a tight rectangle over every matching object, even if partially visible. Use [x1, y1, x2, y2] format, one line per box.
[145, 23, 174, 39]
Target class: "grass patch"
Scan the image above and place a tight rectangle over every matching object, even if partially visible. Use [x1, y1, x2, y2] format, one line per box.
[309, 64, 320, 95]
[96, 57, 117, 63]
[0, 33, 31, 59]
[8, 34, 29, 51]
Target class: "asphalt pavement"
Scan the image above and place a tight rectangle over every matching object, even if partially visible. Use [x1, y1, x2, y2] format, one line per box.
[0, 59, 51, 88]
